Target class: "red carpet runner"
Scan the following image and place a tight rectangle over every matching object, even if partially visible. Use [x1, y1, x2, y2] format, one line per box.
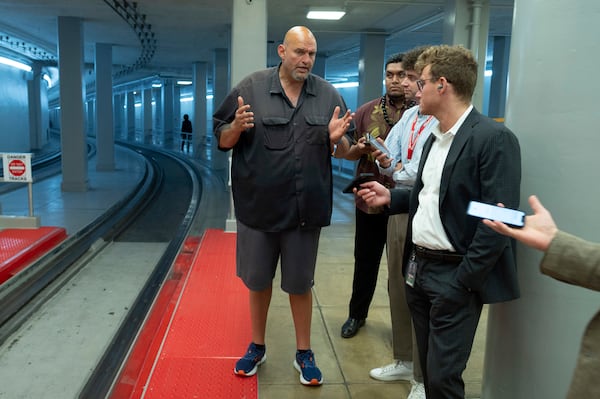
[111, 229, 257, 398]
[0, 226, 67, 284]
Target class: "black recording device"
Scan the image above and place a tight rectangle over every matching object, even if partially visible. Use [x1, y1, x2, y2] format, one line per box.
[342, 173, 375, 194]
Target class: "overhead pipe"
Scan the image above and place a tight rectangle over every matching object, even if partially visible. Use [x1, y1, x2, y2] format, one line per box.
[469, 0, 483, 60]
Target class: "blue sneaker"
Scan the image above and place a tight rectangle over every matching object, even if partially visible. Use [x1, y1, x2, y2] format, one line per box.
[234, 343, 266, 377]
[293, 349, 323, 386]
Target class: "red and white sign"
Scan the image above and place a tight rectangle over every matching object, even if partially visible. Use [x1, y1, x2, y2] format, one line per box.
[8, 159, 26, 176]
[1, 153, 32, 182]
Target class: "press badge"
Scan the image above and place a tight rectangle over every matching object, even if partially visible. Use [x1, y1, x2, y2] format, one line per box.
[406, 251, 417, 287]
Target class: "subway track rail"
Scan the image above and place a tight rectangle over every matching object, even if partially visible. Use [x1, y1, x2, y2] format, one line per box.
[0, 143, 227, 398]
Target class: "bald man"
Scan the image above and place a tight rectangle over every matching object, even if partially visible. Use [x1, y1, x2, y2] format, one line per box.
[213, 26, 354, 386]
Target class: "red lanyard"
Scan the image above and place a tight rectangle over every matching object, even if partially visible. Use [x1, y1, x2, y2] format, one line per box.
[407, 113, 433, 160]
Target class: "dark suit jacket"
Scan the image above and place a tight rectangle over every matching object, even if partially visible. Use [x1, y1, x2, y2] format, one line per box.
[389, 108, 521, 303]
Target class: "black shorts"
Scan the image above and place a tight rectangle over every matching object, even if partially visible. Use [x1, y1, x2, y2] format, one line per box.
[236, 220, 321, 294]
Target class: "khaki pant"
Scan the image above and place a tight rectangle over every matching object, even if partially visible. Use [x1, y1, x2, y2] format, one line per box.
[386, 213, 423, 382]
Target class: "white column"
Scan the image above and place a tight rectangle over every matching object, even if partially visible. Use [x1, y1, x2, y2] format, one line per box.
[487, 36, 510, 119]
[28, 62, 43, 150]
[211, 48, 228, 170]
[358, 33, 386, 106]
[142, 87, 152, 143]
[95, 42, 114, 171]
[312, 54, 327, 78]
[153, 86, 162, 138]
[443, 0, 489, 110]
[58, 16, 88, 192]
[173, 84, 181, 141]
[226, 0, 267, 232]
[162, 79, 174, 146]
[483, 1, 600, 398]
[113, 93, 123, 139]
[126, 91, 135, 139]
[193, 62, 207, 157]
[231, 0, 266, 85]
[87, 100, 94, 136]
[212, 48, 229, 119]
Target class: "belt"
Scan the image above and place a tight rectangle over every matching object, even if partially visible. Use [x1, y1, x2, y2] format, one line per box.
[414, 245, 463, 263]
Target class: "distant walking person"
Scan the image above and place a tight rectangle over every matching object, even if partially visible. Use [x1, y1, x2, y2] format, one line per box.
[181, 114, 192, 152]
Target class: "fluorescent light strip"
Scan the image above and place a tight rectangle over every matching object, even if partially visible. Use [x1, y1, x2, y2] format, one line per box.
[306, 10, 346, 20]
[0, 56, 32, 72]
[180, 94, 214, 102]
[332, 81, 358, 88]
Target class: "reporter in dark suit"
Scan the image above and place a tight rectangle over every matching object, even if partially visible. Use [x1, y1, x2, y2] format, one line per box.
[356, 45, 522, 399]
[483, 195, 599, 399]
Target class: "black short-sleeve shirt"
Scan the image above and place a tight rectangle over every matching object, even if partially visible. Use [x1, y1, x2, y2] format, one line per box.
[213, 66, 351, 232]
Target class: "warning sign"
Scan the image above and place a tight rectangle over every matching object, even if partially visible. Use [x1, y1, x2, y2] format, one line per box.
[9, 159, 26, 176]
[1, 153, 32, 182]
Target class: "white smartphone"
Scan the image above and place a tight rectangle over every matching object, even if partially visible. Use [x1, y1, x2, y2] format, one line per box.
[467, 200, 525, 228]
[364, 133, 391, 158]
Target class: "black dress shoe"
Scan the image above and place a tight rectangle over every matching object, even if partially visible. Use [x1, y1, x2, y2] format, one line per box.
[341, 317, 365, 338]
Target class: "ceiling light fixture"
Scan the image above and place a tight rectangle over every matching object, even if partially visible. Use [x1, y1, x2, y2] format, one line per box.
[0, 55, 32, 72]
[306, 7, 346, 21]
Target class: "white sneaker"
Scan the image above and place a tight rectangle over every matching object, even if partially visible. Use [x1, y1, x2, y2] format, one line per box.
[369, 360, 413, 381]
[408, 380, 426, 399]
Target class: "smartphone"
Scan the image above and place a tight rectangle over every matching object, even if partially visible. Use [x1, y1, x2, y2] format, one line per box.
[342, 173, 375, 194]
[364, 133, 391, 158]
[467, 200, 525, 228]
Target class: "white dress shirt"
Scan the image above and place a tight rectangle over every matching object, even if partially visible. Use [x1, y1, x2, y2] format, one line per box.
[412, 105, 473, 251]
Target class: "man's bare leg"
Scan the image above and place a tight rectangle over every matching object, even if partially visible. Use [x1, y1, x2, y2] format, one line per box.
[250, 286, 272, 345]
[289, 290, 313, 349]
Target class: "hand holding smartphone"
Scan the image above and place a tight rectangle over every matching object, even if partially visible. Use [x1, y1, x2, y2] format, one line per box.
[467, 200, 525, 228]
[364, 133, 391, 159]
[342, 173, 375, 194]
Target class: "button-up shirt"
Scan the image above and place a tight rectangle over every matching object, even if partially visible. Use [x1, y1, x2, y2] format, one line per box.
[213, 66, 352, 232]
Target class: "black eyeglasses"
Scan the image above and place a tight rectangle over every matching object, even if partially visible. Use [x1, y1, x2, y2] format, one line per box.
[416, 78, 438, 91]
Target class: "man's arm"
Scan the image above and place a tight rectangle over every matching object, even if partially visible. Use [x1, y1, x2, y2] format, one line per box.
[541, 231, 600, 292]
[356, 181, 410, 214]
[483, 195, 557, 251]
[483, 195, 600, 292]
[217, 96, 254, 149]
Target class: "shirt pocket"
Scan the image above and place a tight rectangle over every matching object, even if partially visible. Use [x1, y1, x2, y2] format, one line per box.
[262, 116, 292, 150]
[305, 115, 329, 145]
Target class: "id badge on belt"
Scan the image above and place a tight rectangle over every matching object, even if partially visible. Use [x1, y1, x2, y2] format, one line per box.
[406, 250, 418, 287]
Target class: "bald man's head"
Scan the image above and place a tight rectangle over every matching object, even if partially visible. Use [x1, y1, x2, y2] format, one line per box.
[278, 26, 317, 82]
